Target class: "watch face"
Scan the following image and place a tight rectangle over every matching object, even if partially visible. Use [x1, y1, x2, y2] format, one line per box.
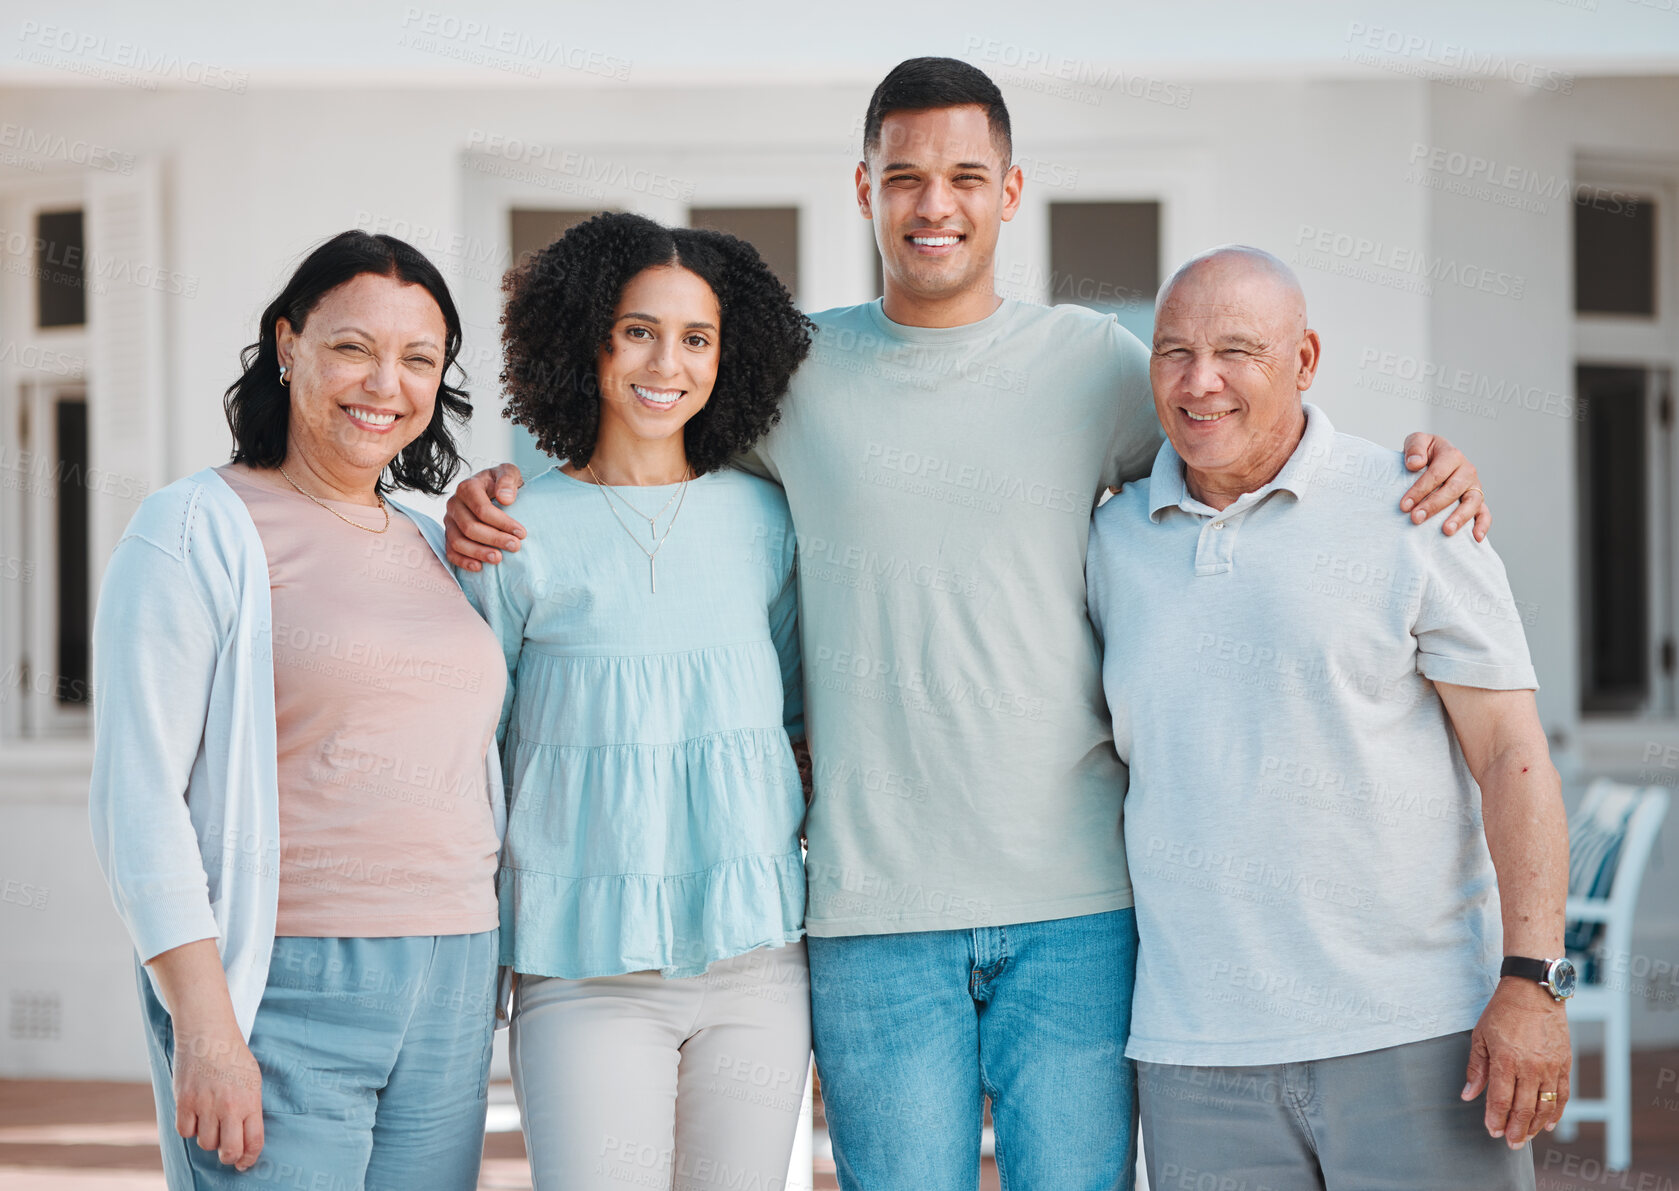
[1548, 957, 1578, 999]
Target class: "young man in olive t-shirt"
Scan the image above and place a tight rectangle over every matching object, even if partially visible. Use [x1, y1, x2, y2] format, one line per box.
[445, 57, 1492, 1191]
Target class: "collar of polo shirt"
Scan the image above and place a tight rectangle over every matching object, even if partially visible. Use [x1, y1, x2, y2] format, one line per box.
[1147, 402, 1332, 522]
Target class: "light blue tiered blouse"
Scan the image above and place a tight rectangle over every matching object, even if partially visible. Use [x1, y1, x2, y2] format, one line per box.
[457, 465, 805, 979]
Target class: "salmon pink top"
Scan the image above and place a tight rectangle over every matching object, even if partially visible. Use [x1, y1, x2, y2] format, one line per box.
[221, 465, 505, 937]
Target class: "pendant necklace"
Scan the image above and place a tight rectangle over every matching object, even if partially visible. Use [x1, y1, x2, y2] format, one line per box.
[586, 461, 692, 593]
[587, 464, 686, 539]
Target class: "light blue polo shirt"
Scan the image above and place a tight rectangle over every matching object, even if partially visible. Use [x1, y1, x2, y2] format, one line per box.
[1086, 403, 1538, 1067]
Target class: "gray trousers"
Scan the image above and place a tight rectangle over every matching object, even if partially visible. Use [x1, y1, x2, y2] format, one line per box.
[1138, 1030, 1536, 1191]
[511, 940, 811, 1191]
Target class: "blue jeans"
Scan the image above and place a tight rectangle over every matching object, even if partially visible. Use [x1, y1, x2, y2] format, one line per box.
[139, 931, 498, 1191]
[808, 908, 1139, 1191]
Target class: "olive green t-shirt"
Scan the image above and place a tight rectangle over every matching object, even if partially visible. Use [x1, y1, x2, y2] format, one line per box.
[738, 298, 1159, 936]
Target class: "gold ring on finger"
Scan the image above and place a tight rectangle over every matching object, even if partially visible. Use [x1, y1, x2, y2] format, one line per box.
[1538, 1091, 1558, 1102]
[1465, 486, 1484, 500]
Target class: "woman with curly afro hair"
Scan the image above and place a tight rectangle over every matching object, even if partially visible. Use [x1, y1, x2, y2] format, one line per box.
[456, 212, 815, 1190]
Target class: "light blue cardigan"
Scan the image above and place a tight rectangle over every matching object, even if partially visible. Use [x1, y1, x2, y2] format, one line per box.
[88, 467, 507, 1040]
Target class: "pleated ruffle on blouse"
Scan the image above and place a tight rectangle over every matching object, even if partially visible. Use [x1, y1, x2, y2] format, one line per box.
[498, 642, 806, 978]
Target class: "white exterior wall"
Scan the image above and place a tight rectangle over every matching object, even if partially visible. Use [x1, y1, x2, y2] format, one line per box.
[1, 72, 1676, 1077]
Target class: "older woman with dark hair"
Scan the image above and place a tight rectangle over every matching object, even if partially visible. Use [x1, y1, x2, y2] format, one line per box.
[89, 230, 505, 1189]
[456, 212, 813, 1191]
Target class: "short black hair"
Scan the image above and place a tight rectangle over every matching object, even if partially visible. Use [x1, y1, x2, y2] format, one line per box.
[499, 212, 812, 476]
[863, 56, 1012, 164]
[222, 229, 471, 496]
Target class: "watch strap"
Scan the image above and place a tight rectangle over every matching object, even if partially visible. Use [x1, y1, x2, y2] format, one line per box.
[1501, 956, 1551, 983]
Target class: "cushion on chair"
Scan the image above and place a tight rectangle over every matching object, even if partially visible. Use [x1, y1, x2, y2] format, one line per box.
[1563, 789, 1640, 955]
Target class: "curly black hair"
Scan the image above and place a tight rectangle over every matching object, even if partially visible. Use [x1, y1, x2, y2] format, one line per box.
[500, 212, 813, 475]
[223, 229, 472, 496]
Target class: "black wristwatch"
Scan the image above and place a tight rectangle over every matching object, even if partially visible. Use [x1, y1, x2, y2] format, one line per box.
[1501, 956, 1577, 1002]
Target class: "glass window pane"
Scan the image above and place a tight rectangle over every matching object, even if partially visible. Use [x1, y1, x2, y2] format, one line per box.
[1049, 201, 1160, 342]
[689, 207, 800, 298]
[1577, 364, 1649, 712]
[54, 398, 89, 704]
[1575, 194, 1656, 316]
[507, 209, 607, 474]
[510, 208, 604, 269]
[36, 209, 86, 329]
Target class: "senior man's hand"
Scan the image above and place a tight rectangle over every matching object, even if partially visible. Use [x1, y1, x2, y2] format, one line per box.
[1462, 977, 1572, 1148]
[1400, 432, 1491, 540]
[445, 463, 527, 570]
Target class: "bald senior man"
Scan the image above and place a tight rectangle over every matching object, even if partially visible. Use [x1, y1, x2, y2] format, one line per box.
[1086, 247, 1570, 1190]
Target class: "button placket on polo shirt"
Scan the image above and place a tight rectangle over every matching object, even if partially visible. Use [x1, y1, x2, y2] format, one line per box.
[1193, 512, 1238, 575]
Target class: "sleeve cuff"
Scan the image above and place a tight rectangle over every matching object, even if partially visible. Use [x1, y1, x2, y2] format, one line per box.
[1417, 652, 1538, 692]
[126, 887, 222, 965]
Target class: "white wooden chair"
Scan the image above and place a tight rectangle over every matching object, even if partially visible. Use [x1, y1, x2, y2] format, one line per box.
[1554, 779, 1670, 1170]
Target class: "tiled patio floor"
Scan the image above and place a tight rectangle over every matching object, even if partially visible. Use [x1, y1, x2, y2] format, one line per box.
[2, 1049, 1675, 1190]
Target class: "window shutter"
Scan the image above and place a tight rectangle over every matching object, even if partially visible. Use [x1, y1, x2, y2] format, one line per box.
[85, 161, 168, 568]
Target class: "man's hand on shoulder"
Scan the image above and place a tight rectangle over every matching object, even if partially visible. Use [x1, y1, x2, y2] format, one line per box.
[445, 463, 527, 570]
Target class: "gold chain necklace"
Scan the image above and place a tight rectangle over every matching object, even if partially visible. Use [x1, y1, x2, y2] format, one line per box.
[585, 462, 692, 593]
[277, 465, 390, 534]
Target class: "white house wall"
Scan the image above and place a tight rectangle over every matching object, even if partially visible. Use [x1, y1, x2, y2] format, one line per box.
[1, 74, 1675, 1076]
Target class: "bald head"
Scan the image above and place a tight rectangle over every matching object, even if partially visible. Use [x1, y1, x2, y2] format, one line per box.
[1149, 244, 1322, 508]
[1157, 245, 1308, 340]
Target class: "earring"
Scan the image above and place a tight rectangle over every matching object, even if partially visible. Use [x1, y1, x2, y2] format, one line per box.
[278, 364, 290, 386]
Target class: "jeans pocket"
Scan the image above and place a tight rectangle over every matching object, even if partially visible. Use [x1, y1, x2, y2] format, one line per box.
[248, 980, 315, 1116]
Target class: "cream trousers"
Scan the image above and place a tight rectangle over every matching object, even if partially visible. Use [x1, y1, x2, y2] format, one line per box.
[511, 940, 811, 1191]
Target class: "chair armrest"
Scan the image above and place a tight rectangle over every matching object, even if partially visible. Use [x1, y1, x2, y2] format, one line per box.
[1565, 898, 1614, 922]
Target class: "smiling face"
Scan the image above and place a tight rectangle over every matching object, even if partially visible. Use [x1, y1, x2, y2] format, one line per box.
[1149, 252, 1321, 505]
[856, 104, 1022, 321]
[591, 263, 721, 460]
[276, 270, 447, 486]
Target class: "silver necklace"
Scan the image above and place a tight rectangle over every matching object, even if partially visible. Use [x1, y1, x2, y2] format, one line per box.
[585, 462, 692, 593]
[586, 461, 688, 539]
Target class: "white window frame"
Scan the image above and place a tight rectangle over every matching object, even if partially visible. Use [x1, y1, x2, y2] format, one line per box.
[0, 178, 91, 745]
[1573, 161, 1679, 776]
